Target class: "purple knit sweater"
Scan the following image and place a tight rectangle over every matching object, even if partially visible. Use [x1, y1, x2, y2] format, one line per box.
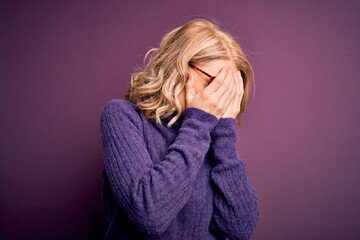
[100, 99, 259, 240]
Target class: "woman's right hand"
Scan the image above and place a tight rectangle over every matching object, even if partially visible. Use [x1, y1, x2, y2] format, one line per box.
[185, 67, 237, 119]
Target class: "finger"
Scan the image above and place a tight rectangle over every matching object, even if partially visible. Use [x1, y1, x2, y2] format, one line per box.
[216, 69, 236, 107]
[222, 80, 236, 115]
[185, 74, 195, 107]
[230, 72, 238, 106]
[238, 70, 244, 95]
[226, 78, 237, 107]
[202, 67, 228, 95]
[233, 71, 242, 107]
[212, 68, 232, 101]
[238, 70, 244, 102]
[185, 73, 195, 96]
[218, 71, 237, 112]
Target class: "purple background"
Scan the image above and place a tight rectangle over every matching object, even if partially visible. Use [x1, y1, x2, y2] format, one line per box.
[1, 0, 360, 239]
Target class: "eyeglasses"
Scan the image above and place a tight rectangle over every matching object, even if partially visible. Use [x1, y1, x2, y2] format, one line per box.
[189, 64, 215, 84]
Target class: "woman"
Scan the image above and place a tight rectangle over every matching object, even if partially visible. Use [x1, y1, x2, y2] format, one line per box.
[100, 19, 259, 240]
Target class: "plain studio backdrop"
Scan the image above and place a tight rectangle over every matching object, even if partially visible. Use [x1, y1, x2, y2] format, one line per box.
[1, 0, 359, 239]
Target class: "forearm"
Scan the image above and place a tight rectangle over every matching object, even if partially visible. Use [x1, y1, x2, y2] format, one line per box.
[209, 118, 259, 239]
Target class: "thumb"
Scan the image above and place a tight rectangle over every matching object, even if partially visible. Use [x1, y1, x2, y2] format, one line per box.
[185, 73, 195, 96]
[185, 73, 195, 108]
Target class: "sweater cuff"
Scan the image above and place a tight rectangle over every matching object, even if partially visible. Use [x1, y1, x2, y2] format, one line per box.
[210, 118, 237, 140]
[183, 107, 219, 131]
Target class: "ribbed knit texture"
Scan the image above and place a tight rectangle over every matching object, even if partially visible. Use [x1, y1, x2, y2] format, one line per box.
[100, 99, 259, 240]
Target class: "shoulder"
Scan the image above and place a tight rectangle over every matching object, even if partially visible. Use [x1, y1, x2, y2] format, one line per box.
[102, 99, 140, 115]
[100, 99, 144, 128]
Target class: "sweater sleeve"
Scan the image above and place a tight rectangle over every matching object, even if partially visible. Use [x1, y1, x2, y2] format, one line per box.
[209, 118, 259, 240]
[100, 100, 218, 235]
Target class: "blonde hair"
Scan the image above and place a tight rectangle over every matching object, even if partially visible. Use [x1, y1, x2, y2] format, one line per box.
[124, 19, 255, 127]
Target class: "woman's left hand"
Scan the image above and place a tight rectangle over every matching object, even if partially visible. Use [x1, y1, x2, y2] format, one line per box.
[221, 70, 244, 119]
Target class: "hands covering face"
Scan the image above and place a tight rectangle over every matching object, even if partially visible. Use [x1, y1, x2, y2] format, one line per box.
[185, 63, 244, 119]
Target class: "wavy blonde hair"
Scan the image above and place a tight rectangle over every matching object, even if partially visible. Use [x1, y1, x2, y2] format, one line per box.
[125, 19, 255, 127]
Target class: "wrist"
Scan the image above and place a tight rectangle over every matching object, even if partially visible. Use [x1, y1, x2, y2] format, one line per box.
[220, 114, 236, 119]
[211, 118, 237, 139]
